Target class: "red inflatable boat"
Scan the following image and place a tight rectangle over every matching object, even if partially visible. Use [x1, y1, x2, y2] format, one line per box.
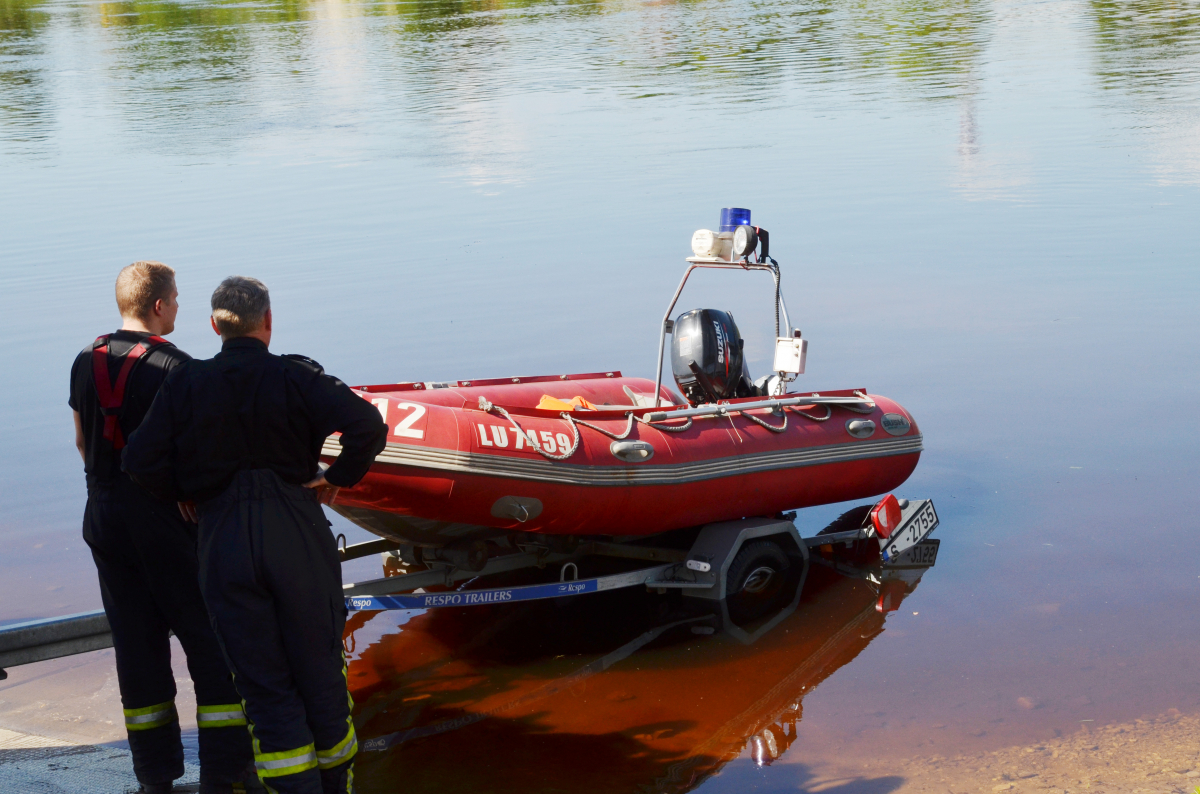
[323, 375, 921, 545]
[324, 215, 923, 548]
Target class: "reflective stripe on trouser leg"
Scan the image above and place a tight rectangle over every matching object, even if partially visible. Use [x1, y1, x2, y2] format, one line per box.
[254, 743, 318, 778]
[197, 702, 248, 728]
[124, 700, 178, 731]
[316, 724, 357, 770]
[247, 716, 319, 780]
[317, 653, 358, 771]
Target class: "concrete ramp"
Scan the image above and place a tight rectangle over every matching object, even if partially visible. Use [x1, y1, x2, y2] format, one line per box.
[0, 727, 199, 793]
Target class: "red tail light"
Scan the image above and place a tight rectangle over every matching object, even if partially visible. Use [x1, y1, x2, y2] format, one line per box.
[876, 580, 907, 613]
[870, 494, 902, 539]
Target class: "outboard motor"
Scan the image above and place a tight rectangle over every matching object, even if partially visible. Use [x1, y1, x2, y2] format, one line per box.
[670, 308, 754, 405]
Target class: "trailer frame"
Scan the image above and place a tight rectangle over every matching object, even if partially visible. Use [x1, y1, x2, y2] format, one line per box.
[340, 499, 939, 614]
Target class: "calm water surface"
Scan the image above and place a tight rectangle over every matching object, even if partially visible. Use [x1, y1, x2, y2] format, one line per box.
[2, 0, 1199, 788]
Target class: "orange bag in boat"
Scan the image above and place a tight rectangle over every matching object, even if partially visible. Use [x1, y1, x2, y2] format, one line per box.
[536, 395, 599, 411]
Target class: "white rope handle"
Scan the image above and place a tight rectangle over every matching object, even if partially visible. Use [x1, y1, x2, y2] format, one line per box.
[572, 412, 636, 440]
[788, 403, 832, 422]
[635, 414, 694, 432]
[741, 409, 788, 433]
[840, 391, 876, 414]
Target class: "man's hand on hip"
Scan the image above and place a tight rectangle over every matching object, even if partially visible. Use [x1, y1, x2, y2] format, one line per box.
[178, 501, 198, 523]
[303, 474, 340, 505]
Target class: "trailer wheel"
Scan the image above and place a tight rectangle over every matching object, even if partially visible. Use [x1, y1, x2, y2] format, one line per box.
[726, 540, 790, 622]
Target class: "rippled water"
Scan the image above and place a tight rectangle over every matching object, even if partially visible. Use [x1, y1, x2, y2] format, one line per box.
[2, 0, 1199, 788]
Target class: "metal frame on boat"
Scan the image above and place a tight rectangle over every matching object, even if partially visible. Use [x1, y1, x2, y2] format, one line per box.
[652, 259, 794, 408]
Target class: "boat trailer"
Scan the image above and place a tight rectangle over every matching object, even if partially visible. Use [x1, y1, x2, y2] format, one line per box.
[341, 497, 939, 615]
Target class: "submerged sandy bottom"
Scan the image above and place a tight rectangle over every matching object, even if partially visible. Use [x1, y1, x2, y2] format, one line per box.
[782, 711, 1200, 794]
[2, 647, 1198, 792]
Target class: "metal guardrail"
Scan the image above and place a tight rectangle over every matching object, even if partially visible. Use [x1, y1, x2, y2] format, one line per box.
[0, 537, 415, 679]
[0, 610, 112, 680]
[0, 536, 395, 680]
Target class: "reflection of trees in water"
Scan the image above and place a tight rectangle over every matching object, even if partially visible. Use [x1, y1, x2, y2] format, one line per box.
[0, 0, 994, 153]
[0, 0, 315, 153]
[88, 0, 308, 138]
[94, 0, 307, 29]
[382, 0, 992, 103]
[0, 0, 52, 146]
[1, 0, 47, 33]
[1087, 0, 1200, 184]
[1088, 0, 1200, 96]
[388, 0, 601, 32]
[379, 0, 602, 109]
[837, 0, 990, 99]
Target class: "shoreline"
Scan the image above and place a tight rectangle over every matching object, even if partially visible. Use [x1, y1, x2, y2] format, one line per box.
[4, 649, 1198, 793]
[797, 710, 1200, 794]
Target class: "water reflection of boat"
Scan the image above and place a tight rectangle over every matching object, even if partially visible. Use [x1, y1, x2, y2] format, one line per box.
[345, 544, 939, 794]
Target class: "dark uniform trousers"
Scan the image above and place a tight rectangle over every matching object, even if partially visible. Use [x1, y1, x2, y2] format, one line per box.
[82, 475, 253, 786]
[197, 469, 356, 794]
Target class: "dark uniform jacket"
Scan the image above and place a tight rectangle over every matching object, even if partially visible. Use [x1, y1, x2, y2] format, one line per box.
[70, 331, 191, 490]
[123, 337, 387, 503]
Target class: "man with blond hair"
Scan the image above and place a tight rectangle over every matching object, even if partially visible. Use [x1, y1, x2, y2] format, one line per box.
[124, 276, 387, 794]
[70, 262, 258, 794]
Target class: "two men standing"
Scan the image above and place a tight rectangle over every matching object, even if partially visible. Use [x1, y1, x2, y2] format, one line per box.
[74, 266, 386, 794]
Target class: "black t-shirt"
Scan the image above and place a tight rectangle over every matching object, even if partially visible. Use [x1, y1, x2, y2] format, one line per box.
[69, 330, 191, 489]
[122, 337, 387, 503]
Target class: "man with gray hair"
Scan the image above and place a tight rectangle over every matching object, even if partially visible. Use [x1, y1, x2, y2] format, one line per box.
[124, 276, 387, 794]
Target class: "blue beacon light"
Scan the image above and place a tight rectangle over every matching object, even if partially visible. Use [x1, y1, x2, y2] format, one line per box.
[719, 207, 752, 233]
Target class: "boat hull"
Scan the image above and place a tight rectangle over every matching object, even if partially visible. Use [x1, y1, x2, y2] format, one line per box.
[323, 373, 922, 543]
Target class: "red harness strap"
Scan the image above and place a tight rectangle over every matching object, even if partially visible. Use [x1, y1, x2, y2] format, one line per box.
[91, 334, 169, 450]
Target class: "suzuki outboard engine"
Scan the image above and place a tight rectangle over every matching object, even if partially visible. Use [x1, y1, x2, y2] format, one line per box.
[671, 308, 754, 405]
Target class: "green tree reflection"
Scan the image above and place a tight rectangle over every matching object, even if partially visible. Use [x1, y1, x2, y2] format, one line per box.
[1, 0, 52, 145]
[1, 0, 48, 33]
[0, 0, 996, 152]
[1089, 0, 1200, 95]
[838, 0, 990, 98]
